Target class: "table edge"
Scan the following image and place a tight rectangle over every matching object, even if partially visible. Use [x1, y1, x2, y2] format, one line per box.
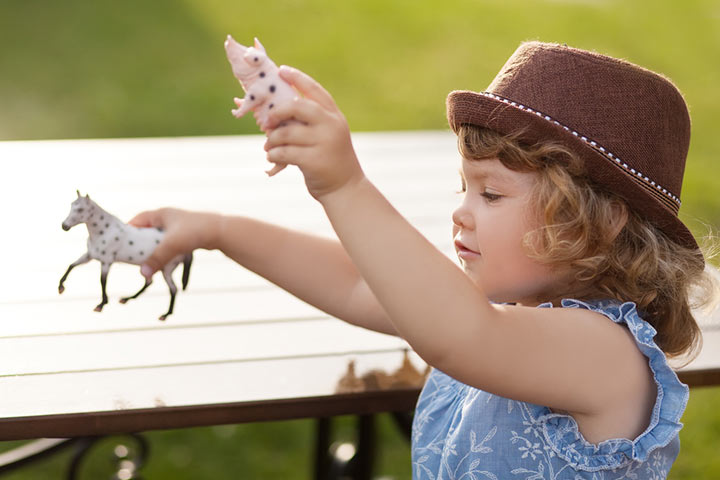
[0, 388, 422, 441]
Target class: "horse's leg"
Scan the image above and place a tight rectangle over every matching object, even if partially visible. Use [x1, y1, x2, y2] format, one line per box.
[58, 252, 91, 294]
[95, 262, 111, 312]
[119, 278, 153, 304]
[159, 264, 179, 321]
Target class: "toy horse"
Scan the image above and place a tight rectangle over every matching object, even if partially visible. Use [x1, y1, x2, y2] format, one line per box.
[59, 191, 192, 321]
[224, 35, 296, 176]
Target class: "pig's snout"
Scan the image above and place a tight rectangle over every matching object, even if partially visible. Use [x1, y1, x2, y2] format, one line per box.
[224, 35, 243, 57]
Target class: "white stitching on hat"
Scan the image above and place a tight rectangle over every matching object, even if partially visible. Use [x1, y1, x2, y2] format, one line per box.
[478, 91, 682, 208]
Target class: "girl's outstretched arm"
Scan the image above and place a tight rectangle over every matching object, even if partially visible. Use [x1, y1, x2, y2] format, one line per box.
[263, 67, 650, 420]
[128, 210, 396, 335]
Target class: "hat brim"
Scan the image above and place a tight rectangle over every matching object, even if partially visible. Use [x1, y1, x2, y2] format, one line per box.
[447, 90, 699, 251]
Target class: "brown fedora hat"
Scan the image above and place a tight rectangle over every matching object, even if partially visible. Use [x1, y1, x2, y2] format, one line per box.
[447, 42, 698, 251]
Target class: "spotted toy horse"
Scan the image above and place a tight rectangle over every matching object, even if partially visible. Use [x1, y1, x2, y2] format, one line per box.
[59, 191, 192, 320]
[224, 35, 296, 176]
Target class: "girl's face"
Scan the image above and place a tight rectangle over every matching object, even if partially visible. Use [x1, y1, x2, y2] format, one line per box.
[452, 158, 564, 306]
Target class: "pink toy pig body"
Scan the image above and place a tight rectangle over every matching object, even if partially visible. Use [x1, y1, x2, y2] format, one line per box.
[225, 36, 295, 176]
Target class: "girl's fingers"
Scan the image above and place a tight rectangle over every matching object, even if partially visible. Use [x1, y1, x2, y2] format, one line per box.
[264, 122, 314, 151]
[278, 66, 337, 112]
[127, 210, 169, 279]
[128, 210, 163, 228]
[266, 145, 306, 166]
[263, 98, 322, 131]
[142, 243, 182, 281]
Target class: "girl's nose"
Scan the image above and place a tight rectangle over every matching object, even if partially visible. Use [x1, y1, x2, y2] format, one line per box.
[452, 205, 475, 230]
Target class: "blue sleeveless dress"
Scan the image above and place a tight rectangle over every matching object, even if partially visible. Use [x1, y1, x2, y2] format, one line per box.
[411, 299, 689, 479]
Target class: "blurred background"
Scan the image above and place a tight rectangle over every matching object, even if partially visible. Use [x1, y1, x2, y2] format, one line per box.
[1, 0, 718, 478]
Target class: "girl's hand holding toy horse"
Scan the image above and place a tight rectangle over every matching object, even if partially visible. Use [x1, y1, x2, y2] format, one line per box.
[128, 209, 223, 280]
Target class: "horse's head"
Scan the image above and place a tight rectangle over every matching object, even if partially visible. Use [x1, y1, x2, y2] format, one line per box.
[62, 191, 94, 231]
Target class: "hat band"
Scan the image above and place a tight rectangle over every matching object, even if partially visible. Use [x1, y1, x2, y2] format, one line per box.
[478, 91, 682, 213]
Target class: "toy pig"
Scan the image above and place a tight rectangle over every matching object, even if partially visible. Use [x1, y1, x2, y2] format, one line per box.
[225, 35, 296, 176]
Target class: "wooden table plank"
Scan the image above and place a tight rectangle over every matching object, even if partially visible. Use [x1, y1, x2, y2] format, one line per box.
[0, 318, 408, 377]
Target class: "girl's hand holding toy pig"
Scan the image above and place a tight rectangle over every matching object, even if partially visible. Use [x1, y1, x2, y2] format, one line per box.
[262, 66, 365, 203]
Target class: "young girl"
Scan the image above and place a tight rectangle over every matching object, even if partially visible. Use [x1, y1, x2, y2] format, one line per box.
[130, 42, 715, 478]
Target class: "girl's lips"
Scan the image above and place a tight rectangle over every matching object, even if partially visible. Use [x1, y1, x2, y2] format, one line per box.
[455, 240, 481, 259]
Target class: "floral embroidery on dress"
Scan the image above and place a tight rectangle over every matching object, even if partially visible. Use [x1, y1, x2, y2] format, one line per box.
[411, 299, 688, 479]
[414, 424, 499, 480]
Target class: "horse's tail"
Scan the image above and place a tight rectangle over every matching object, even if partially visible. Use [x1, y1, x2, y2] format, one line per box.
[182, 252, 193, 290]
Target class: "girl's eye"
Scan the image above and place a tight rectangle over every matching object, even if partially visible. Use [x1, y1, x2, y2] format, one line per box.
[481, 191, 502, 202]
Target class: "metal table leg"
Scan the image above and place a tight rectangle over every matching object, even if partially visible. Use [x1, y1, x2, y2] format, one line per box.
[314, 415, 376, 480]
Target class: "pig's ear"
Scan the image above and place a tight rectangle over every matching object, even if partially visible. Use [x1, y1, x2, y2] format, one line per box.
[254, 37, 266, 53]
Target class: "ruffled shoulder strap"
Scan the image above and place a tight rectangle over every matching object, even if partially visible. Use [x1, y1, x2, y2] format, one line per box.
[529, 298, 689, 471]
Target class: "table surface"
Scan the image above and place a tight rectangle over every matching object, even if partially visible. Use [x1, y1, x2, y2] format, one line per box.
[0, 132, 718, 442]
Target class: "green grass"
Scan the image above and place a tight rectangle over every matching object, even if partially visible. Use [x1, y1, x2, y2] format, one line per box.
[1, 0, 719, 478]
[0, 414, 413, 479]
[672, 387, 720, 478]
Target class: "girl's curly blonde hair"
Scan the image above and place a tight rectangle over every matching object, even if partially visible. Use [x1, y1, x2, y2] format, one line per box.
[458, 124, 717, 360]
